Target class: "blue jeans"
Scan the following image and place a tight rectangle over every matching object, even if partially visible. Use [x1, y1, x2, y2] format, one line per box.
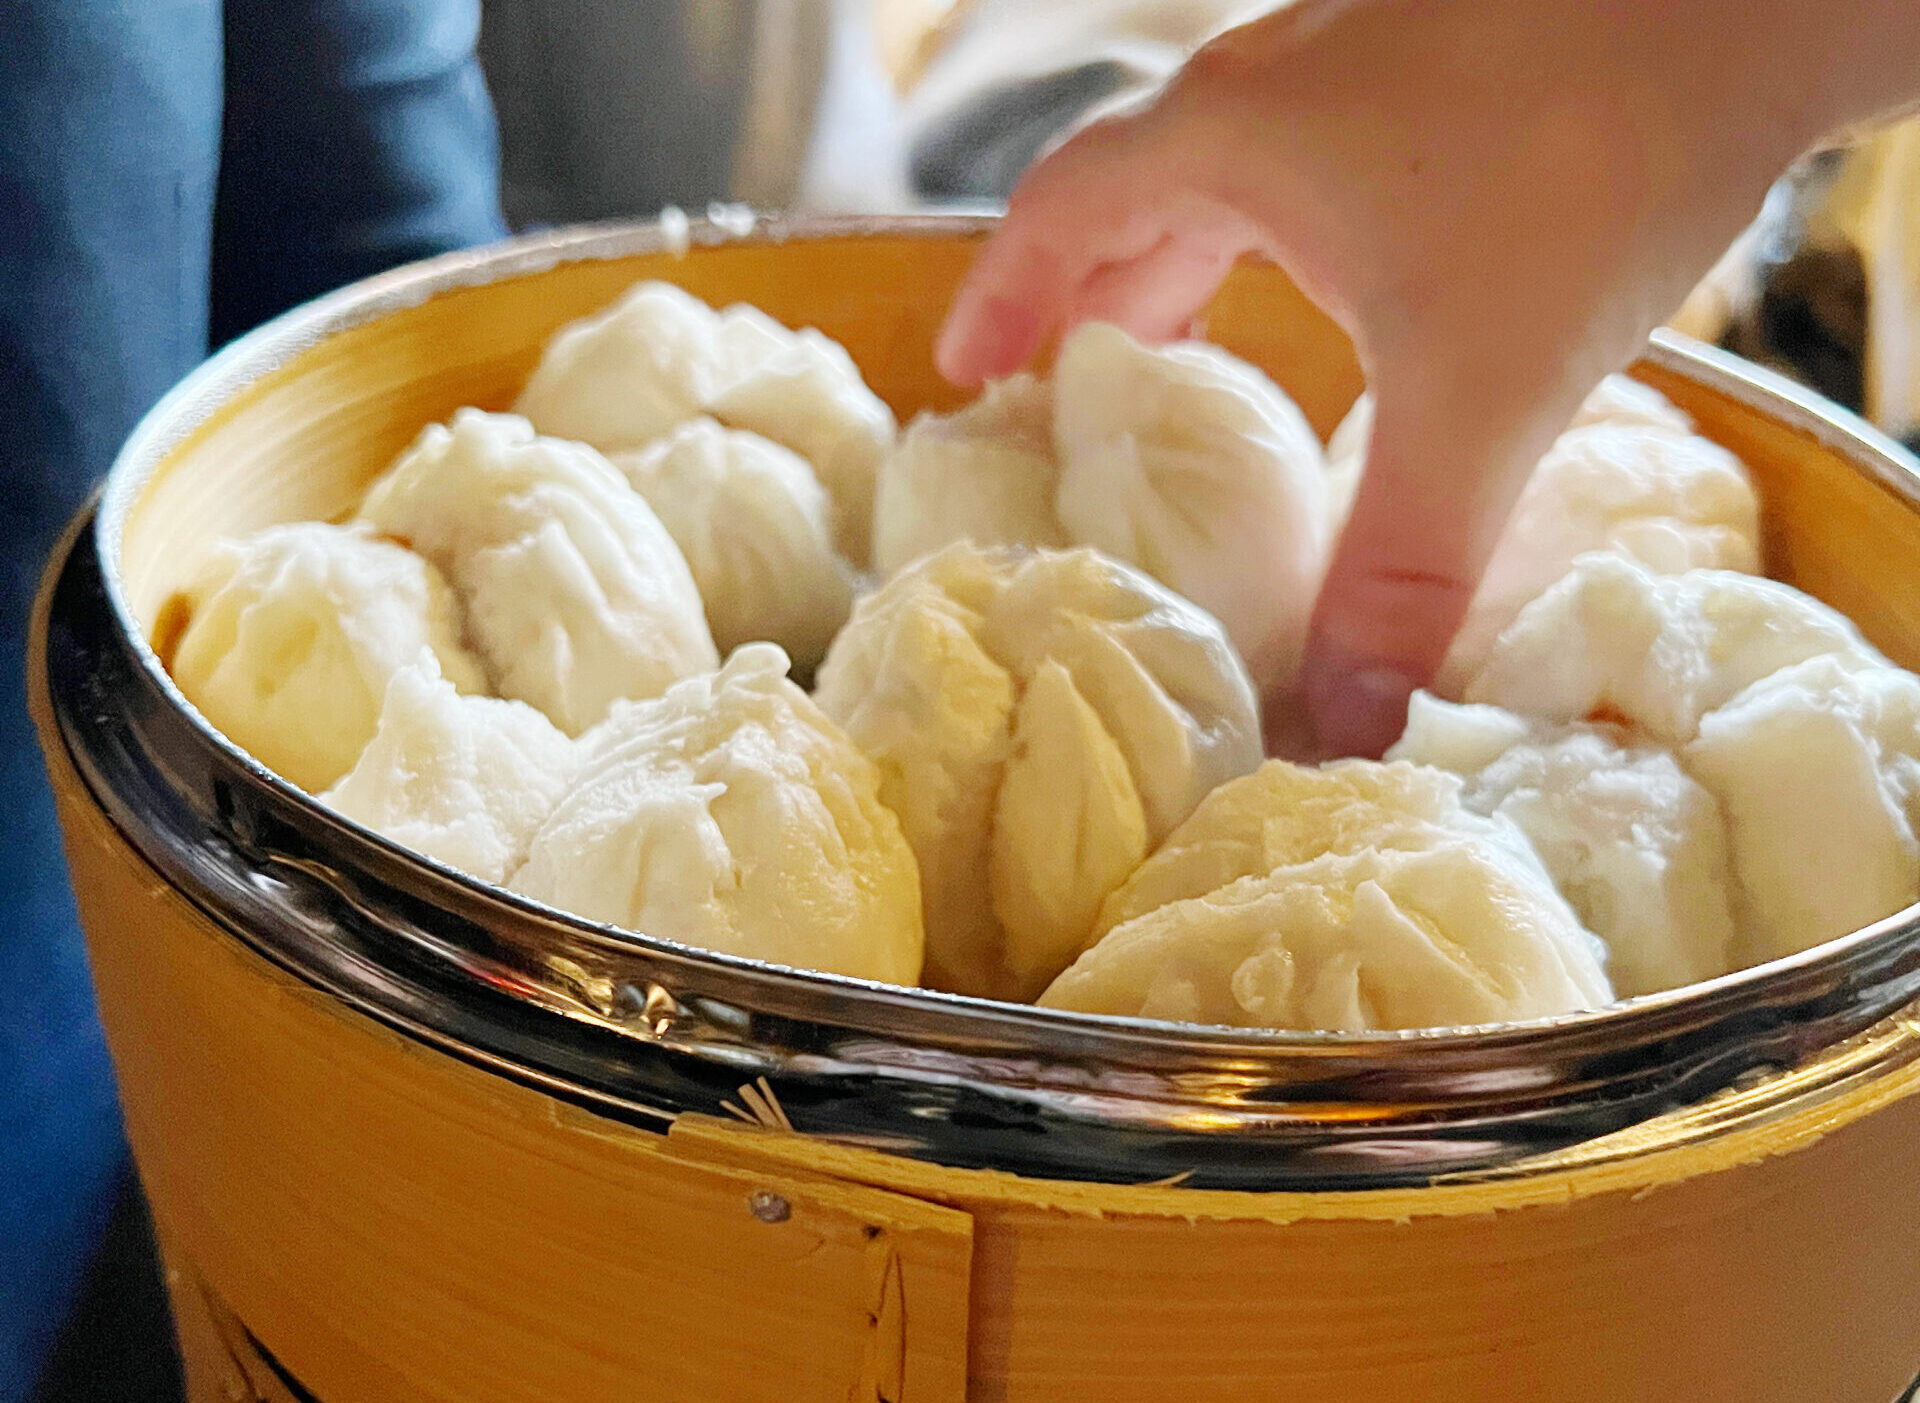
[0, 2, 503, 1395]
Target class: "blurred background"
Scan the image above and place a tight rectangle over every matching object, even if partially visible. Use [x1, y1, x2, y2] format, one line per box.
[476, 0, 1920, 453]
[477, 1, 1267, 222]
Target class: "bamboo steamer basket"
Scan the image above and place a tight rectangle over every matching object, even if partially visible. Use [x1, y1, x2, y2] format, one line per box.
[31, 217, 1920, 1403]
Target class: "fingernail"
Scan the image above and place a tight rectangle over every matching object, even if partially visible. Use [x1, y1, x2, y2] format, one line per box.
[1306, 662, 1418, 761]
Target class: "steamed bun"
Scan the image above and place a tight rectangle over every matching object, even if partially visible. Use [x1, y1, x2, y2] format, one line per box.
[1051, 323, 1332, 689]
[1687, 656, 1920, 963]
[1465, 554, 1885, 745]
[869, 325, 1331, 690]
[1389, 692, 1739, 996]
[1437, 423, 1760, 692]
[1327, 386, 1761, 693]
[1325, 376, 1695, 535]
[703, 321, 897, 568]
[1091, 757, 1547, 940]
[612, 417, 856, 671]
[169, 521, 486, 793]
[512, 280, 732, 449]
[871, 373, 1064, 576]
[1042, 760, 1612, 1031]
[509, 644, 923, 985]
[513, 280, 896, 565]
[320, 653, 578, 884]
[814, 542, 1261, 1001]
[358, 409, 717, 735]
[1569, 373, 1696, 434]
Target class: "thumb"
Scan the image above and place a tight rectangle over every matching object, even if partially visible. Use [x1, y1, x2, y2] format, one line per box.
[1298, 378, 1570, 758]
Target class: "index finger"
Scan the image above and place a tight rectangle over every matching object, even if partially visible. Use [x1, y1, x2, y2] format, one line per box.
[1298, 383, 1566, 757]
[934, 229, 1071, 388]
[933, 106, 1232, 387]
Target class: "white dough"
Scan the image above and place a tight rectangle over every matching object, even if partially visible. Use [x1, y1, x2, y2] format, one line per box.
[1383, 692, 1535, 776]
[169, 521, 487, 794]
[1390, 692, 1739, 996]
[870, 373, 1064, 576]
[320, 654, 578, 884]
[513, 280, 733, 449]
[1437, 422, 1761, 693]
[1687, 655, 1920, 964]
[1326, 376, 1695, 535]
[511, 644, 924, 985]
[1052, 323, 1332, 690]
[1327, 387, 1761, 695]
[514, 279, 896, 565]
[1043, 760, 1612, 1031]
[612, 417, 856, 671]
[704, 323, 896, 567]
[1091, 756, 1567, 939]
[358, 409, 717, 736]
[869, 327, 1330, 692]
[814, 542, 1261, 1001]
[1465, 554, 1885, 745]
[1568, 373, 1695, 434]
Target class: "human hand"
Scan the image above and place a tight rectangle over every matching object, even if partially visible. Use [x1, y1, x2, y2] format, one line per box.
[935, 0, 1909, 756]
